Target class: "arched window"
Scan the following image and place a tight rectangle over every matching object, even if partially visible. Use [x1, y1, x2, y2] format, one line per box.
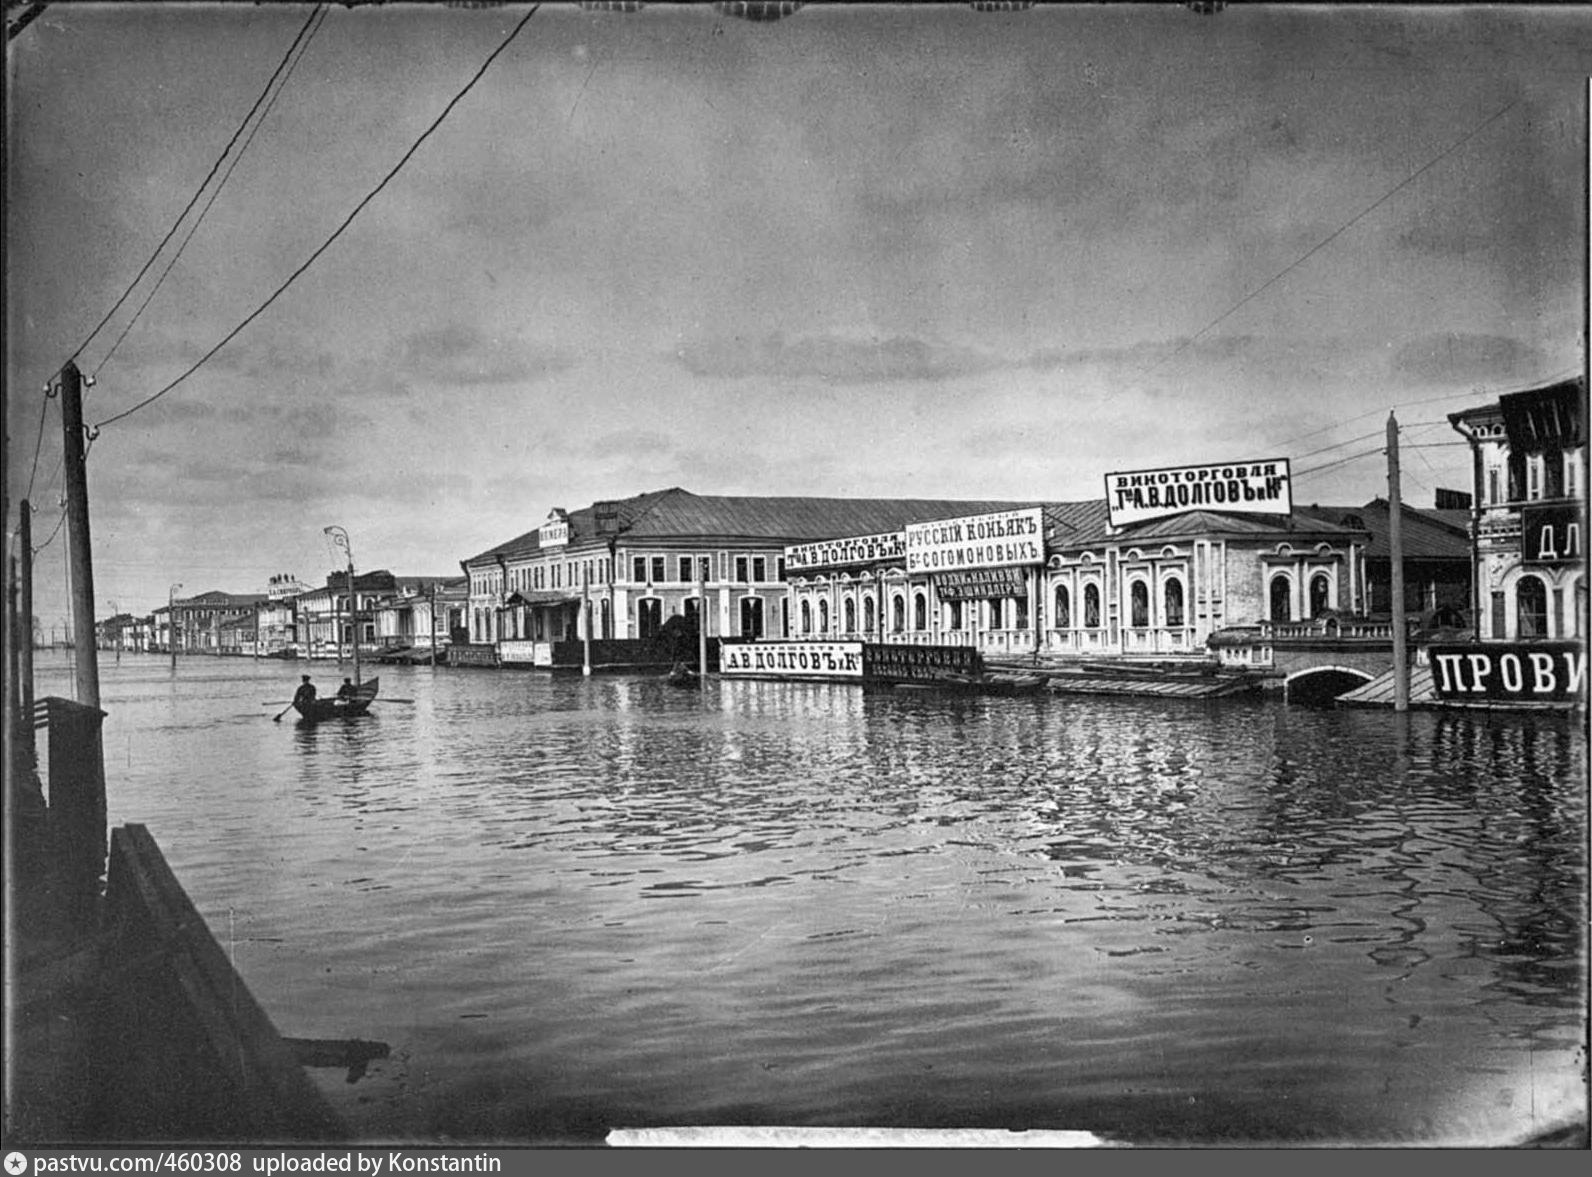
[1310, 573, 1331, 618]
[1130, 580, 1149, 627]
[1083, 583, 1100, 629]
[1164, 578, 1184, 628]
[844, 597, 856, 634]
[801, 599, 812, 635]
[864, 596, 876, 633]
[914, 592, 927, 631]
[818, 599, 830, 633]
[892, 595, 905, 633]
[1517, 574, 1548, 638]
[1054, 584, 1071, 629]
[1270, 576, 1292, 623]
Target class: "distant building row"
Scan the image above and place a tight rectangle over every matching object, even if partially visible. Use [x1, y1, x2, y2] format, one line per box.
[97, 379, 1586, 666]
[97, 571, 469, 659]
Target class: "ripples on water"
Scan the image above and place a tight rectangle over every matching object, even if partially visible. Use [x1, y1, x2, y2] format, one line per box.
[39, 654, 1588, 1145]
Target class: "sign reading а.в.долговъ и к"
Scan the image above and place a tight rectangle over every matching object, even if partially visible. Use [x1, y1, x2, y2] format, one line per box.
[1105, 459, 1292, 528]
[904, 507, 1044, 574]
[719, 641, 866, 678]
[784, 531, 907, 572]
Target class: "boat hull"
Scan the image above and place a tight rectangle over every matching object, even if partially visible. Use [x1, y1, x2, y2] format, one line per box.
[293, 677, 379, 722]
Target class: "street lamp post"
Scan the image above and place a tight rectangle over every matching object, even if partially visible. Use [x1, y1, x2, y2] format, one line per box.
[324, 526, 360, 686]
[168, 583, 182, 671]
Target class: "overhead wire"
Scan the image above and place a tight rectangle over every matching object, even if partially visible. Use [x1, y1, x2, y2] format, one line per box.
[93, 4, 330, 379]
[1146, 97, 1521, 381]
[68, 5, 326, 372]
[23, 389, 54, 503]
[92, 3, 543, 434]
[1271, 366, 1583, 453]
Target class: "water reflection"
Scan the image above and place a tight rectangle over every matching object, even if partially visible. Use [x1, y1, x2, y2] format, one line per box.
[34, 653, 1586, 1144]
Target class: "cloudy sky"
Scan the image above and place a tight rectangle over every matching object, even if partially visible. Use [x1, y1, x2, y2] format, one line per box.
[6, 2, 1589, 626]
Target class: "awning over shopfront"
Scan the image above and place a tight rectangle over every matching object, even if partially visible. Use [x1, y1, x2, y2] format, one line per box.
[502, 591, 583, 608]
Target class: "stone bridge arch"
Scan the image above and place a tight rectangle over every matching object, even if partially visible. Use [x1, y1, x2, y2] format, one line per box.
[1284, 664, 1375, 706]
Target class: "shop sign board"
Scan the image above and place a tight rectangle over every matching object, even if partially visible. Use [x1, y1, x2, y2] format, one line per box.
[720, 641, 864, 678]
[539, 510, 569, 548]
[904, 507, 1043, 574]
[785, 531, 905, 572]
[1106, 459, 1292, 528]
[1522, 504, 1584, 565]
[864, 643, 983, 683]
[1428, 642, 1586, 703]
[933, 567, 1028, 599]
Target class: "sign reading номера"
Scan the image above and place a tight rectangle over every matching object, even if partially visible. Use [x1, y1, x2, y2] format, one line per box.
[1105, 459, 1291, 528]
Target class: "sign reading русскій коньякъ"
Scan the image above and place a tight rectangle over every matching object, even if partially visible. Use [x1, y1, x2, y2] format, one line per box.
[1105, 459, 1292, 528]
[904, 507, 1044, 574]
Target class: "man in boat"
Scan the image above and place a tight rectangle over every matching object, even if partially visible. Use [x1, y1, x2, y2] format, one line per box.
[336, 677, 358, 701]
[292, 676, 317, 709]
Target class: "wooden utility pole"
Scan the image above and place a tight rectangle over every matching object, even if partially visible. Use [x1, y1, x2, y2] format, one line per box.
[60, 362, 100, 709]
[582, 565, 592, 676]
[697, 559, 708, 684]
[1387, 412, 1409, 712]
[19, 500, 35, 749]
[429, 582, 438, 667]
[169, 583, 181, 671]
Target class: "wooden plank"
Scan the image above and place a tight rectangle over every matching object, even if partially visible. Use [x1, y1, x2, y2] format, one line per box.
[103, 824, 346, 1141]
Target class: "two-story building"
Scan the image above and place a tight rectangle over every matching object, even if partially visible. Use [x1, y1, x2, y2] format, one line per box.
[1448, 377, 1586, 642]
[169, 590, 268, 654]
[294, 570, 399, 660]
[372, 576, 467, 656]
[461, 489, 1056, 667]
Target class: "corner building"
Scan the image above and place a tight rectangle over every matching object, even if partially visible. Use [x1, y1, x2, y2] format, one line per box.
[1448, 377, 1587, 641]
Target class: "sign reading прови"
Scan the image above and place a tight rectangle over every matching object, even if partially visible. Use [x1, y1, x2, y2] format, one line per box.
[784, 531, 905, 572]
[1428, 642, 1587, 704]
[904, 507, 1043, 574]
[1106, 459, 1292, 528]
[720, 641, 865, 679]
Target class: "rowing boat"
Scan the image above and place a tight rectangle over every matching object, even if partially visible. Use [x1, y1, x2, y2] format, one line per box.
[295, 676, 379, 721]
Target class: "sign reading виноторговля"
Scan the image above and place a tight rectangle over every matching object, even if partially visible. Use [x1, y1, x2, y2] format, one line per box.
[1105, 459, 1292, 527]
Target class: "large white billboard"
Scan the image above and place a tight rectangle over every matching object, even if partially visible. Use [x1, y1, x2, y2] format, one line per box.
[1105, 459, 1292, 528]
[784, 531, 905, 572]
[719, 641, 865, 678]
[904, 507, 1044, 574]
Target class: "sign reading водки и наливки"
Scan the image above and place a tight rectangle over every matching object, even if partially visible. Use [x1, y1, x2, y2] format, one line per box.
[903, 507, 1044, 574]
[1106, 459, 1292, 528]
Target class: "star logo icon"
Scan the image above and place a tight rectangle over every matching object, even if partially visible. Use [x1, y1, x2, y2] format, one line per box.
[4, 1153, 28, 1176]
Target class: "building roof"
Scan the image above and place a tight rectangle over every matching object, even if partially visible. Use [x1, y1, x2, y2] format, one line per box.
[1310, 499, 1471, 562]
[463, 487, 1068, 565]
[1054, 506, 1371, 551]
[174, 591, 268, 608]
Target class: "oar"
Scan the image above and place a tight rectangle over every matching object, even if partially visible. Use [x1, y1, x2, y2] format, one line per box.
[272, 702, 294, 722]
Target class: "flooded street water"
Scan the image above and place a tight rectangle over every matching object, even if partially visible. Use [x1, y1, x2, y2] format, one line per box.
[37, 652, 1587, 1145]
